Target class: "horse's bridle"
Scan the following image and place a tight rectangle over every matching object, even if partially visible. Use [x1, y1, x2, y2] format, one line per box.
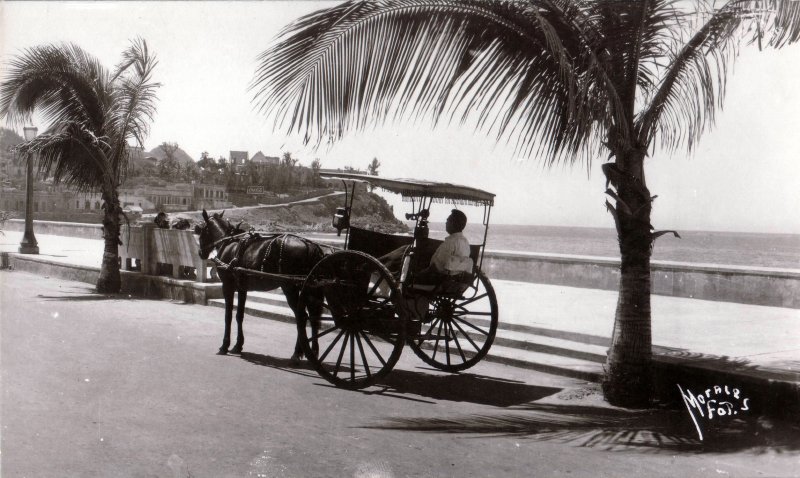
[199, 219, 246, 258]
[199, 235, 235, 258]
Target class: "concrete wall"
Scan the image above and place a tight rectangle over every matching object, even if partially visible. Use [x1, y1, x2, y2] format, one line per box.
[2, 252, 222, 304]
[481, 250, 800, 309]
[5, 218, 103, 239]
[7, 219, 800, 308]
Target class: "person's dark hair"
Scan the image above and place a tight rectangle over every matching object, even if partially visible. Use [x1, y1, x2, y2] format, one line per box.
[154, 212, 169, 229]
[450, 209, 467, 232]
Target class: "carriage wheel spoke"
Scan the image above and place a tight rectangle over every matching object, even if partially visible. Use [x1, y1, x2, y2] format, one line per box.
[452, 310, 493, 317]
[350, 332, 357, 382]
[450, 324, 468, 363]
[367, 276, 386, 298]
[314, 325, 339, 340]
[445, 322, 452, 366]
[355, 332, 371, 378]
[359, 331, 387, 367]
[319, 328, 346, 363]
[450, 318, 481, 352]
[333, 331, 350, 377]
[420, 318, 440, 343]
[456, 292, 488, 308]
[431, 319, 445, 362]
[453, 315, 490, 336]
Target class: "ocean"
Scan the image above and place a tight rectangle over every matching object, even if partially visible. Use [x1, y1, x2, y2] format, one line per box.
[425, 223, 800, 270]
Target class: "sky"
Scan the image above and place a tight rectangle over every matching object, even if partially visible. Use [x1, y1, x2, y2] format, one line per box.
[1, 1, 799, 233]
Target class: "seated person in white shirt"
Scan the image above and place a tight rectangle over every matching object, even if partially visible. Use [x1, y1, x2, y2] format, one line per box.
[413, 209, 473, 284]
[379, 210, 472, 282]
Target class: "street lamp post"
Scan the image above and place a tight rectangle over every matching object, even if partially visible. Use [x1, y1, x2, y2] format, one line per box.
[19, 126, 39, 254]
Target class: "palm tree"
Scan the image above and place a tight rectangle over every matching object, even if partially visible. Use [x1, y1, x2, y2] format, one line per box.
[1, 39, 160, 293]
[252, 1, 800, 407]
[368, 158, 380, 176]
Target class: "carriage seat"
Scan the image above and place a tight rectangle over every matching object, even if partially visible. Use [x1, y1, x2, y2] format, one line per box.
[349, 227, 480, 267]
[348, 226, 479, 296]
[348, 226, 414, 258]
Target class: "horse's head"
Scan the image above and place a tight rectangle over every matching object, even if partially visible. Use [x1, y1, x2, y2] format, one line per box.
[197, 209, 234, 259]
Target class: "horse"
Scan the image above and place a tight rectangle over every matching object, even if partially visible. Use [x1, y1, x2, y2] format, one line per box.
[196, 209, 333, 360]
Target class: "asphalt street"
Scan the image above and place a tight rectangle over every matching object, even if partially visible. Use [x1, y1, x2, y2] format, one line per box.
[1, 271, 798, 477]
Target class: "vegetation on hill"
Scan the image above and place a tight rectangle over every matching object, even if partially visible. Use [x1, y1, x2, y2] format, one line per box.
[160, 188, 407, 234]
[145, 142, 195, 166]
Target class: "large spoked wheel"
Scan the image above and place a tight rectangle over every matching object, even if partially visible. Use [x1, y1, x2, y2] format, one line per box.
[409, 271, 498, 372]
[297, 251, 407, 389]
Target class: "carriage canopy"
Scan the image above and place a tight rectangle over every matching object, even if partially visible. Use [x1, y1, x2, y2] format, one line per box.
[320, 172, 495, 207]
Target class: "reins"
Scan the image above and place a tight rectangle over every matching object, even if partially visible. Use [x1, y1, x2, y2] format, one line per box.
[200, 230, 249, 258]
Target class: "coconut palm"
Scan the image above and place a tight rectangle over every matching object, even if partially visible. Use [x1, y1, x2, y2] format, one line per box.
[1, 38, 160, 293]
[252, 0, 800, 407]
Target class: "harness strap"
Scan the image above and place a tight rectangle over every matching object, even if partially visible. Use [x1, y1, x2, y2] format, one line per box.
[230, 232, 262, 268]
[208, 231, 331, 275]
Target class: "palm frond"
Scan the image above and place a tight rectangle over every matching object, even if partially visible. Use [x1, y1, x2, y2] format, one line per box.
[1, 39, 161, 191]
[15, 120, 112, 192]
[0, 43, 110, 133]
[638, 0, 800, 152]
[252, 0, 618, 166]
[107, 38, 161, 177]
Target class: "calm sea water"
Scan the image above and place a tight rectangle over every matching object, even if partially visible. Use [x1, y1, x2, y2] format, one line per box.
[425, 223, 800, 270]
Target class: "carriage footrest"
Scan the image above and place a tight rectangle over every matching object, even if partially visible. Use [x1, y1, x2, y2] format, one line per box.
[412, 332, 451, 342]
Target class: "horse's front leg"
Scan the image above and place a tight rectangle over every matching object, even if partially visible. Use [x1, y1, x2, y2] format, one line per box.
[218, 278, 235, 355]
[283, 285, 307, 364]
[229, 287, 247, 354]
[307, 288, 323, 359]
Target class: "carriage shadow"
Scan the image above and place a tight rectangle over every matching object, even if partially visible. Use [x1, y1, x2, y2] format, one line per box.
[238, 350, 561, 407]
[368, 368, 563, 407]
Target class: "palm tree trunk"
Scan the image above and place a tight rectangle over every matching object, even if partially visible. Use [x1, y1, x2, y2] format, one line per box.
[601, 156, 654, 408]
[96, 190, 122, 293]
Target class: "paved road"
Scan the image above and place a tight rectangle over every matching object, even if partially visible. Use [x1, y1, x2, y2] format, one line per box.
[1, 271, 798, 477]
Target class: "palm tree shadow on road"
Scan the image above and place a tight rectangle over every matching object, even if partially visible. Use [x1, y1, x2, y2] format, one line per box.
[36, 293, 145, 302]
[365, 400, 800, 454]
[238, 350, 800, 453]
[35, 284, 148, 302]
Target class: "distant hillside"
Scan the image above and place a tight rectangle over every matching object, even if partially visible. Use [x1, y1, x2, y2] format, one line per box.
[144, 144, 196, 166]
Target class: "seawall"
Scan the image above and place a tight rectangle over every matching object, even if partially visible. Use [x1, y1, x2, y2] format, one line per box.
[6, 219, 800, 308]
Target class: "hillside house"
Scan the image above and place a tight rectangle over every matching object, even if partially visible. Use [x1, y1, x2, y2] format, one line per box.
[251, 151, 280, 167]
[230, 151, 248, 172]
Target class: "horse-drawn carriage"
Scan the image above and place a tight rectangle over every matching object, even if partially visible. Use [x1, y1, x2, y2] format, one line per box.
[198, 172, 498, 390]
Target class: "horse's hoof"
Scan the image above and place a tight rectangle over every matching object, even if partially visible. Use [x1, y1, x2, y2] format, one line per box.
[289, 353, 302, 365]
[229, 346, 243, 354]
[217, 348, 228, 355]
